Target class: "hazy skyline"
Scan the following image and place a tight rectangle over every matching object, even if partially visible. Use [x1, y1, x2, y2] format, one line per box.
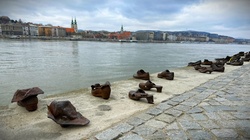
[0, 0, 250, 38]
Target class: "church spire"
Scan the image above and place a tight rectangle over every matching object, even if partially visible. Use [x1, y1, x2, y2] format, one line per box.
[121, 24, 123, 33]
[71, 17, 74, 28]
[74, 17, 77, 25]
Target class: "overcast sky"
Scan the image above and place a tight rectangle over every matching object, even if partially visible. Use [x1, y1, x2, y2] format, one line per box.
[0, 0, 250, 38]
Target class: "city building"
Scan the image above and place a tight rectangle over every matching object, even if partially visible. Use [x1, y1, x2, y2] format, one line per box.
[22, 23, 29, 36]
[29, 24, 39, 36]
[1, 23, 23, 36]
[38, 26, 52, 36]
[52, 26, 66, 37]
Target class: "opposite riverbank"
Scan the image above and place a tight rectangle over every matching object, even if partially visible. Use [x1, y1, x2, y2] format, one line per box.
[1, 36, 246, 44]
[0, 62, 246, 140]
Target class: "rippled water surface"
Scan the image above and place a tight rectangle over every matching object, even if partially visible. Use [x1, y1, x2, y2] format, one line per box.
[0, 39, 249, 106]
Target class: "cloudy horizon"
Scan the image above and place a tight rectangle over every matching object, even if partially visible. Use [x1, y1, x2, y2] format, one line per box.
[0, 0, 250, 38]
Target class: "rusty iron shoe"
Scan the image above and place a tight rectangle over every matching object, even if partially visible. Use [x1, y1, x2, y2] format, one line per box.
[194, 64, 202, 70]
[47, 100, 90, 127]
[198, 67, 213, 74]
[201, 59, 213, 65]
[133, 69, 150, 80]
[188, 60, 201, 66]
[139, 80, 163, 92]
[227, 59, 244, 66]
[157, 70, 174, 80]
[128, 89, 154, 104]
[11, 87, 44, 111]
[91, 81, 111, 99]
[211, 63, 225, 72]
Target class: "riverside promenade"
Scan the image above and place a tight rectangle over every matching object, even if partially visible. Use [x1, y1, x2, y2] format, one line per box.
[93, 63, 250, 140]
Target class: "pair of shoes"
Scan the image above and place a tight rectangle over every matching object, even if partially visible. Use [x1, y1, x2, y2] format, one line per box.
[194, 64, 213, 74]
[227, 60, 244, 66]
[211, 63, 225, 72]
[11, 87, 44, 111]
[157, 70, 174, 80]
[215, 56, 231, 64]
[47, 100, 90, 127]
[128, 89, 154, 104]
[139, 80, 162, 92]
[91, 81, 111, 99]
[188, 60, 201, 66]
[133, 69, 150, 80]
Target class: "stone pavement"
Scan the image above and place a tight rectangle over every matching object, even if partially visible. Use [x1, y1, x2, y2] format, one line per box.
[93, 63, 250, 140]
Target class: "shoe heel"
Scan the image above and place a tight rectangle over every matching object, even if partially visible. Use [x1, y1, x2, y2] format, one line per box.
[156, 87, 162, 92]
[146, 96, 154, 104]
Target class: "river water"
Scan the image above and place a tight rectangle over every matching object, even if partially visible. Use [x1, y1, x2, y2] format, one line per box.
[0, 39, 249, 106]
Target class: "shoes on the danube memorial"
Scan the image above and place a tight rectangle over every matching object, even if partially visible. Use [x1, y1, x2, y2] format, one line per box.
[133, 69, 150, 80]
[47, 100, 90, 127]
[201, 59, 213, 65]
[139, 80, 163, 92]
[91, 81, 111, 99]
[11, 87, 44, 111]
[157, 69, 174, 80]
[211, 63, 225, 72]
[129, 89, 154, 104]
[188, 60, 202, 66]
[197, 67, 213, 74]
[215, 56, 231, 65]
[193, 64, 213, 74]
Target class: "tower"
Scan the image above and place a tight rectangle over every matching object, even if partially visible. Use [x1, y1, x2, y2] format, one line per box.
[74, 17, 78, 33]
[71, 18, 74, 28]
[120, 25, 123, 33]
[70, 17, 78, 33]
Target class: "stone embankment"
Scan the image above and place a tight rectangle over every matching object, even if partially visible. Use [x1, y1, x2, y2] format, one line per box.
[93, 63, 250, 140]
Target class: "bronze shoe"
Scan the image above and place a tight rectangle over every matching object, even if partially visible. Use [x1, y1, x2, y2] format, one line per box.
[188, 60, 201, 66]
[128, 89, 154, 104]
[11, 87, 44, 111]
[157, 70, 174, 80]
[91, 81, 111, 99]
[194, 64, 202, 70]
[139, 80, 163, 92]
[133, 69, 150, 80]
[198, 67, 213, 74]
[227, 59, 244, 66]
[201, 59, 213, 65]
[47, 100, 90, 127]
[211, 63, 225, 72]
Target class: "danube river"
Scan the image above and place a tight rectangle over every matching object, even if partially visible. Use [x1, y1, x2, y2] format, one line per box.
[0, 39, 249, 106]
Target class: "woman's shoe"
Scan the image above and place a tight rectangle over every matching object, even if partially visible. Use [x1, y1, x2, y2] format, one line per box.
[133, 69, 150, 80]
[139, 80, 163, 92]
[128, 89, 154, 104]
[91, 81, 111, 99]
[157, 70, 174, 80]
